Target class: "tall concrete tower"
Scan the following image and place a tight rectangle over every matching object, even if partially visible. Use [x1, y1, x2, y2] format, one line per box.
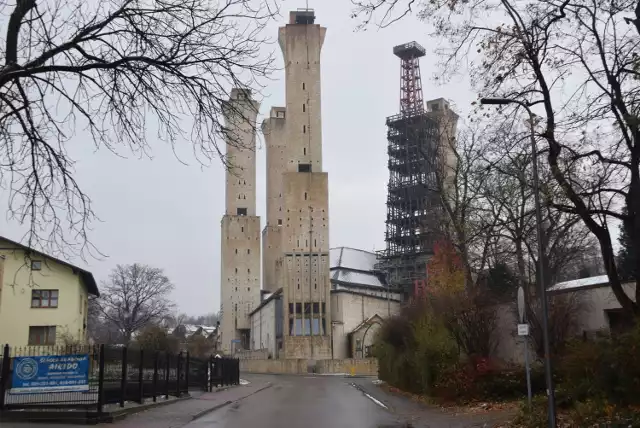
[220, 88, 261, 354]
[262, 9, 332, 359]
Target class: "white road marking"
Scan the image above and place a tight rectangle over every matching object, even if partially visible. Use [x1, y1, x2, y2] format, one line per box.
[363, 391, 388, 409]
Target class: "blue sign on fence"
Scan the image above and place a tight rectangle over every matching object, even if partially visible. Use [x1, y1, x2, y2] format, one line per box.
[10, 354, 89, 394]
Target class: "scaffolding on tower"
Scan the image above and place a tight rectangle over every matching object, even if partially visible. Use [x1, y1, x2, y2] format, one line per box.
[375, 41, 442, 300]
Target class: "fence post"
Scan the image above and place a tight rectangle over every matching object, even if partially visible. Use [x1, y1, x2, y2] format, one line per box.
[120, 346, 128, 408]
[138, 349, 144, 404]
[97, 345, 105, 414]
[165, 353, 170, 400]
[176, 351, 182, 397]
[208, 357, 213, 392]
[185, 352, 190, 396]
[0, 344, 10, 410]
[152, 351, 158, 403]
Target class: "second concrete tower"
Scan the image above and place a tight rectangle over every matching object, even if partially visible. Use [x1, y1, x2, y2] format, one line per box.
[262, 9, 332, 359]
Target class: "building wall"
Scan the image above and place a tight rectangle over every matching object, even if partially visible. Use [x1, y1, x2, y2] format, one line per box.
[220, 215, 261, 351]
[249, 298, 277, 358]
[493, 284, 638, 365]
[220, 89, 261, 354]
[330, 291, 401, 360]
[262, 227, 282, 292]
[0, 246, 89, 346]
[568, 284, 636, 332]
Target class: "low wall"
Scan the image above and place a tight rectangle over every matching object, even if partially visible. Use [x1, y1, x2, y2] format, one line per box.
[235, 349, 269, 360]
[316, 359, 378, 376]
[240, 358, 378, 376]
[240, 359, 308, 374]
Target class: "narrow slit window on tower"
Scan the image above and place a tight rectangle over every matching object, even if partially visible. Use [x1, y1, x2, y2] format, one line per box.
[235, 268, 238, 273]
[303, 125, 306, 134]
[298, 163, 311, 173]
[237, 208, 247, 216]
[302, 82, 305, 90]
[303, 148, 306, 155]
[247, 249, 250, 254]
[278, 219, 282, 226]
[302, 104, 306, 112]
[241, 226, 244, 232]
[304, 192, 307, 200]
[235, 249, 238, 254]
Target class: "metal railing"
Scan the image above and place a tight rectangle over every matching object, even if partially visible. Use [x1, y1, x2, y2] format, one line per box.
[0, 344, 239, 413]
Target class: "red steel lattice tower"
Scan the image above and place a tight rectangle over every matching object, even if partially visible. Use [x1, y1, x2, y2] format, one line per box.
[394, 42, 426, 116]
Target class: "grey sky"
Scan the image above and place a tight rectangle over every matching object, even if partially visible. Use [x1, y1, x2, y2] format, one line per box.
[2, 0, 476, 315]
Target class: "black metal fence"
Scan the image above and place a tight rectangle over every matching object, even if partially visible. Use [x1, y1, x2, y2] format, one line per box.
[0, 344, 239, 413]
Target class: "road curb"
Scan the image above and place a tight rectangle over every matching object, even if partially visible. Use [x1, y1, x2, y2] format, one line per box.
[190, 383, 273, 421]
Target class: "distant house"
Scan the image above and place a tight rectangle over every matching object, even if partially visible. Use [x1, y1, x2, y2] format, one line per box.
[548, 275, 637, 334]
[169, 324, 218, 352]
[0, 236, 99, 347]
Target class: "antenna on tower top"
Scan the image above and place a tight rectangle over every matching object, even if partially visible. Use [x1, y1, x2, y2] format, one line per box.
[393, 41, 426, 117]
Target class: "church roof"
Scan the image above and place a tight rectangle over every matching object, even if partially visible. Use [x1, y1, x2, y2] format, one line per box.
[329, 247, 385, 288]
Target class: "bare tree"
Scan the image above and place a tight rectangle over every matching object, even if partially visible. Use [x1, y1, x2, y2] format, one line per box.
[352, 0, 640, 320]
[98, 263, 175, 342]
[423, 115, 500, 288]
[0, 0, 277, 258]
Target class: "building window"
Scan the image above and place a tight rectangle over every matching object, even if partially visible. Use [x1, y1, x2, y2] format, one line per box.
[302, 125, 306, 134]
[237, 208, 247, 216]
[248, 268, 251, 274]
[302, 82, 305, 90]
[31, 260, 42, 271]
[31, 290, 58, 308]
[298, 164, 311, 173]
[235, 268, 238, 273]
[235, 249, 238, 254]
[247, 249, 251, 254]
[278, 219, 282, 226]
[304, 192, 307, 200]
[276, 111, 285, 118]
[302, 104, 306, 112]
[28, 326, 56, 345]
[241, 226, 244, 232]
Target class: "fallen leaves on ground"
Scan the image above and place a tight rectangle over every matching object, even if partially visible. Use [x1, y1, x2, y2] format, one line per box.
[379, 383, 519, 416]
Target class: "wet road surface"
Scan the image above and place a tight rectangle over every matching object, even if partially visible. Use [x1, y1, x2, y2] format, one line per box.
[185, 374, 408, 428]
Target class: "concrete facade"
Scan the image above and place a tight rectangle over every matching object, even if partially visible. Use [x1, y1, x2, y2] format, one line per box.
[330, 291, 401, 359]
[250, 295, 277, 357]
[262, 107, 287, 292]
[259, 10, 332, 360]
[220, 89, 261, 354]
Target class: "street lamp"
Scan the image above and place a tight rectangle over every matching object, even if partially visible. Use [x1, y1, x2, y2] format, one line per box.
[480, 97, 557, 427]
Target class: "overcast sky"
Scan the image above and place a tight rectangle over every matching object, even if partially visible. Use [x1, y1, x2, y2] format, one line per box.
[2, 0, 477, 316]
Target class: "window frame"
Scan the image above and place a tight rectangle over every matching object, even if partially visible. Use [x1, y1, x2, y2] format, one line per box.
[31, 289, 59, 308]
[31, 260, 42, 271]
[28, 325, 57, 345]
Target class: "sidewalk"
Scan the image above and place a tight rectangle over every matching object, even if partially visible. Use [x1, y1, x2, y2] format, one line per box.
[351, 379, 516, 428]
[105, 382, 272, 428]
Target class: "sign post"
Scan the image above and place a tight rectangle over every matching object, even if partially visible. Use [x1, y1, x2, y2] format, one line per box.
[10, 354, 89, 394]
[517, 286, 533, 410]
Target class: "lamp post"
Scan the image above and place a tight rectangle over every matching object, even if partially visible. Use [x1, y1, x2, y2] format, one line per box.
[480, 97, 557, 427]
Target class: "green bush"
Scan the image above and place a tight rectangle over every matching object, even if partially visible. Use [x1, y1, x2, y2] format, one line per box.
[559, 322, 640, 406]
[374, 301, 458, 395]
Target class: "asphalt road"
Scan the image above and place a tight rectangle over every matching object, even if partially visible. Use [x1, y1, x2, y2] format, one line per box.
[185, 374, 408, 428]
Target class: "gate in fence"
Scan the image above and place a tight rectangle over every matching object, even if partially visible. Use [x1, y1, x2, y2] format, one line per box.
[0, 344, 240, 413]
